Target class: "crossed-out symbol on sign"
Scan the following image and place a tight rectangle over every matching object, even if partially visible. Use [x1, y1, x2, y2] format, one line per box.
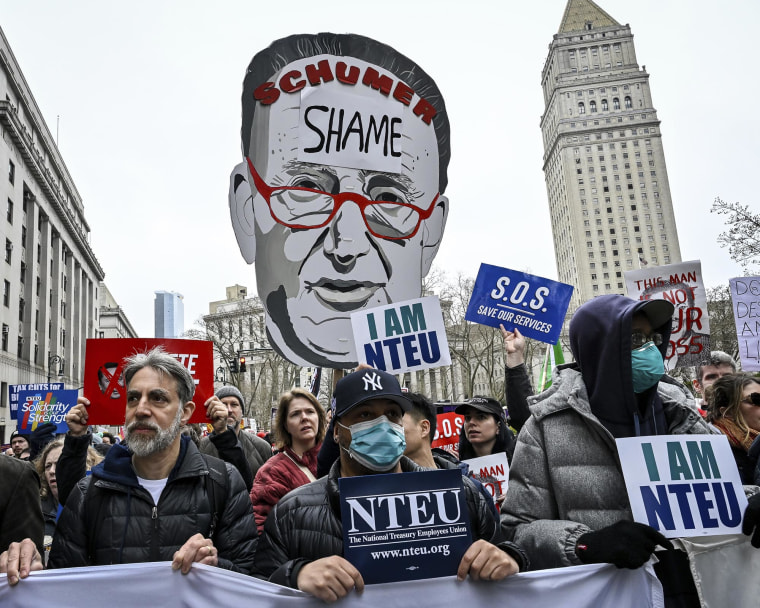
[99, 361, 126, 399]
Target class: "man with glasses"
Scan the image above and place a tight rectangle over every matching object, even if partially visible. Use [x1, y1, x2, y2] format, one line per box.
[501, 294, 726, 607]
[228, 33, 449, 367]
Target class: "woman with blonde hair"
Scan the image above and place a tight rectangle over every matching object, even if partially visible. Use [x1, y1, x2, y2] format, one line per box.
[707, 373, 760, 484]
[249, 388, 326, 533]
[35, 439, 103, 538]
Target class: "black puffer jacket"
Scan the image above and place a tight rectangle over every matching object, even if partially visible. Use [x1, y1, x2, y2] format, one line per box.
[252, 456, 527, 587]
[49, 435, 257, 573]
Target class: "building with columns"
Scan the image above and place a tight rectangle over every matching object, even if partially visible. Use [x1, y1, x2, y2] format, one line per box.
[541, 0, 682, 309]
[98, 283, 138, 339]
[0, 27, 106, 442]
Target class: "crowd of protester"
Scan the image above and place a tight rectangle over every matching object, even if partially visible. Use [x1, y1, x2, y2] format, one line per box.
[1, 295, 760, 607]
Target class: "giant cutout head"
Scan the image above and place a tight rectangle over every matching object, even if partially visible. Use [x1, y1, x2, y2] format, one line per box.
[230, 34, 450, 367]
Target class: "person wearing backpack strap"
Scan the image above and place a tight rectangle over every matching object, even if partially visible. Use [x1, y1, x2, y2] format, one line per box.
[0, 348, 257, 585]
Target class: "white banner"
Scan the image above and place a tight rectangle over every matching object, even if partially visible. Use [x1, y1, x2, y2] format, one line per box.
[673, 534, 760, 608]
[0, 561, 662, 608]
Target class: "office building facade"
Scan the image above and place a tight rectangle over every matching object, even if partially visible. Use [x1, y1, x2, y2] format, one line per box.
[541, 0, 682, 308]
[0, 27, 106, 442]
[154, 290, 184, 338]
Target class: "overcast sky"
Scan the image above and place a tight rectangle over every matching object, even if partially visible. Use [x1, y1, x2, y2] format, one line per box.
[1, 0, 756, 337]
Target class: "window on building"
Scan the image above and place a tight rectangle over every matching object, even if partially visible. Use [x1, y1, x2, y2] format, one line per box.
[8, 161, 14, 185]
[6, 199, 13, 224]
[3, 280, 9, 307]
[1, 325, 8, 351]
[579, 102, 585, 114]
[625, 96, 632, 109]
[601, 99, 608, 111]
[590, 101, 597, 113]
[5, 239, 11, 264]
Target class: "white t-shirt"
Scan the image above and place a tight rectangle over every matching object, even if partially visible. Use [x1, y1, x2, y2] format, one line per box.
[137, 476, 169, 506]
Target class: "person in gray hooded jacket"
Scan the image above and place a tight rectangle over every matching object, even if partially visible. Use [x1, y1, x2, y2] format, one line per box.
[500, 295, 760, 608]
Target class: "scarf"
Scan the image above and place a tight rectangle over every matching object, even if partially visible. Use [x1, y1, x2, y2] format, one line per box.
[713, 417, 760, 452]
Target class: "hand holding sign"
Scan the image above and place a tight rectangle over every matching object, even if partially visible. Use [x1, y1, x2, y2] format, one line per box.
[204, 396, 230, 435]
[65, 398, 90, 437]
[500, 325, 526, 368]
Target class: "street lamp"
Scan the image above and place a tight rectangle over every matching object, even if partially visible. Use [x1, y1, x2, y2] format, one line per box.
[48, 354, 64, 383]
[215, 365, 228, 385]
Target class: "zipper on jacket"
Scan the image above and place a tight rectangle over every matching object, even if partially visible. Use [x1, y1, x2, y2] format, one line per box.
[151, 505, 160, 561]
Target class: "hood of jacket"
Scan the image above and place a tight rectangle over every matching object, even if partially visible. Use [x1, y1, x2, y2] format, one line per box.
[92, 434, 194, 488]
[568, 294, 673, 438]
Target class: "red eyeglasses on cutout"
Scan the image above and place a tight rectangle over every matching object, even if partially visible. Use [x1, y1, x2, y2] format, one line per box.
[245, 157, 439, 240]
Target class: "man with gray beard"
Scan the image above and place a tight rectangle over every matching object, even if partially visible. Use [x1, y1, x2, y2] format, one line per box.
[0, 348, 257, 584]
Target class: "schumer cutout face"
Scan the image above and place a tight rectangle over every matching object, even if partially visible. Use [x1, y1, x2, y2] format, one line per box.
[231, 54, 448, 367]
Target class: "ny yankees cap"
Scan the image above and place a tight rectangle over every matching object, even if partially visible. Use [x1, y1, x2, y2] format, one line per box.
[333, 368, 411, 418]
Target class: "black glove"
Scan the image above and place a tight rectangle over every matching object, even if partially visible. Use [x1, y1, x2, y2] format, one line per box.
[742, 493, 760, 548]
[29, 422, 58, 460]
[576, 520, 673, 569]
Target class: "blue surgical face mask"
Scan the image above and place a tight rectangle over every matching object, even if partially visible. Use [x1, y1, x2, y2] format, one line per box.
[631, 341, 665, 393]
[337, 415, 406, 472]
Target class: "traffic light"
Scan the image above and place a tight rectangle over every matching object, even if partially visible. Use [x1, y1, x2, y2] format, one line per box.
[229, 358, 238, 373]
[239, 356, 247, 373]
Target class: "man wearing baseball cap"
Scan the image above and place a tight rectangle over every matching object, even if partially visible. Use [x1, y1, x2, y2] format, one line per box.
[253, 367, 526, 602]
[9, 431, 30, 459]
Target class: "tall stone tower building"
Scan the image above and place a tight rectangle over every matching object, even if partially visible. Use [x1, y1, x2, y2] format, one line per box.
[541, 0, 682, 308]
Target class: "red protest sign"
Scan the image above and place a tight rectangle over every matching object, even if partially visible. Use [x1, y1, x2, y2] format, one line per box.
[431, 411, 464, 458]
[84, 338, 214, 425]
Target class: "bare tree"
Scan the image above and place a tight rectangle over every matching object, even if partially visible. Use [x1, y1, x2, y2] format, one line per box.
[438, 272, 541, 401]
[711, 197, 760, 272]
[187, 297, 304, 430]
[705, 284, 739, 362]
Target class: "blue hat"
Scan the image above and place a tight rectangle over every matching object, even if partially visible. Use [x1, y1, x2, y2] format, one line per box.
[333, 368, 410, 417]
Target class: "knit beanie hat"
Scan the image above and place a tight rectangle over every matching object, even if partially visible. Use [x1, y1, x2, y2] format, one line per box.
[215, 385, 245, 410]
